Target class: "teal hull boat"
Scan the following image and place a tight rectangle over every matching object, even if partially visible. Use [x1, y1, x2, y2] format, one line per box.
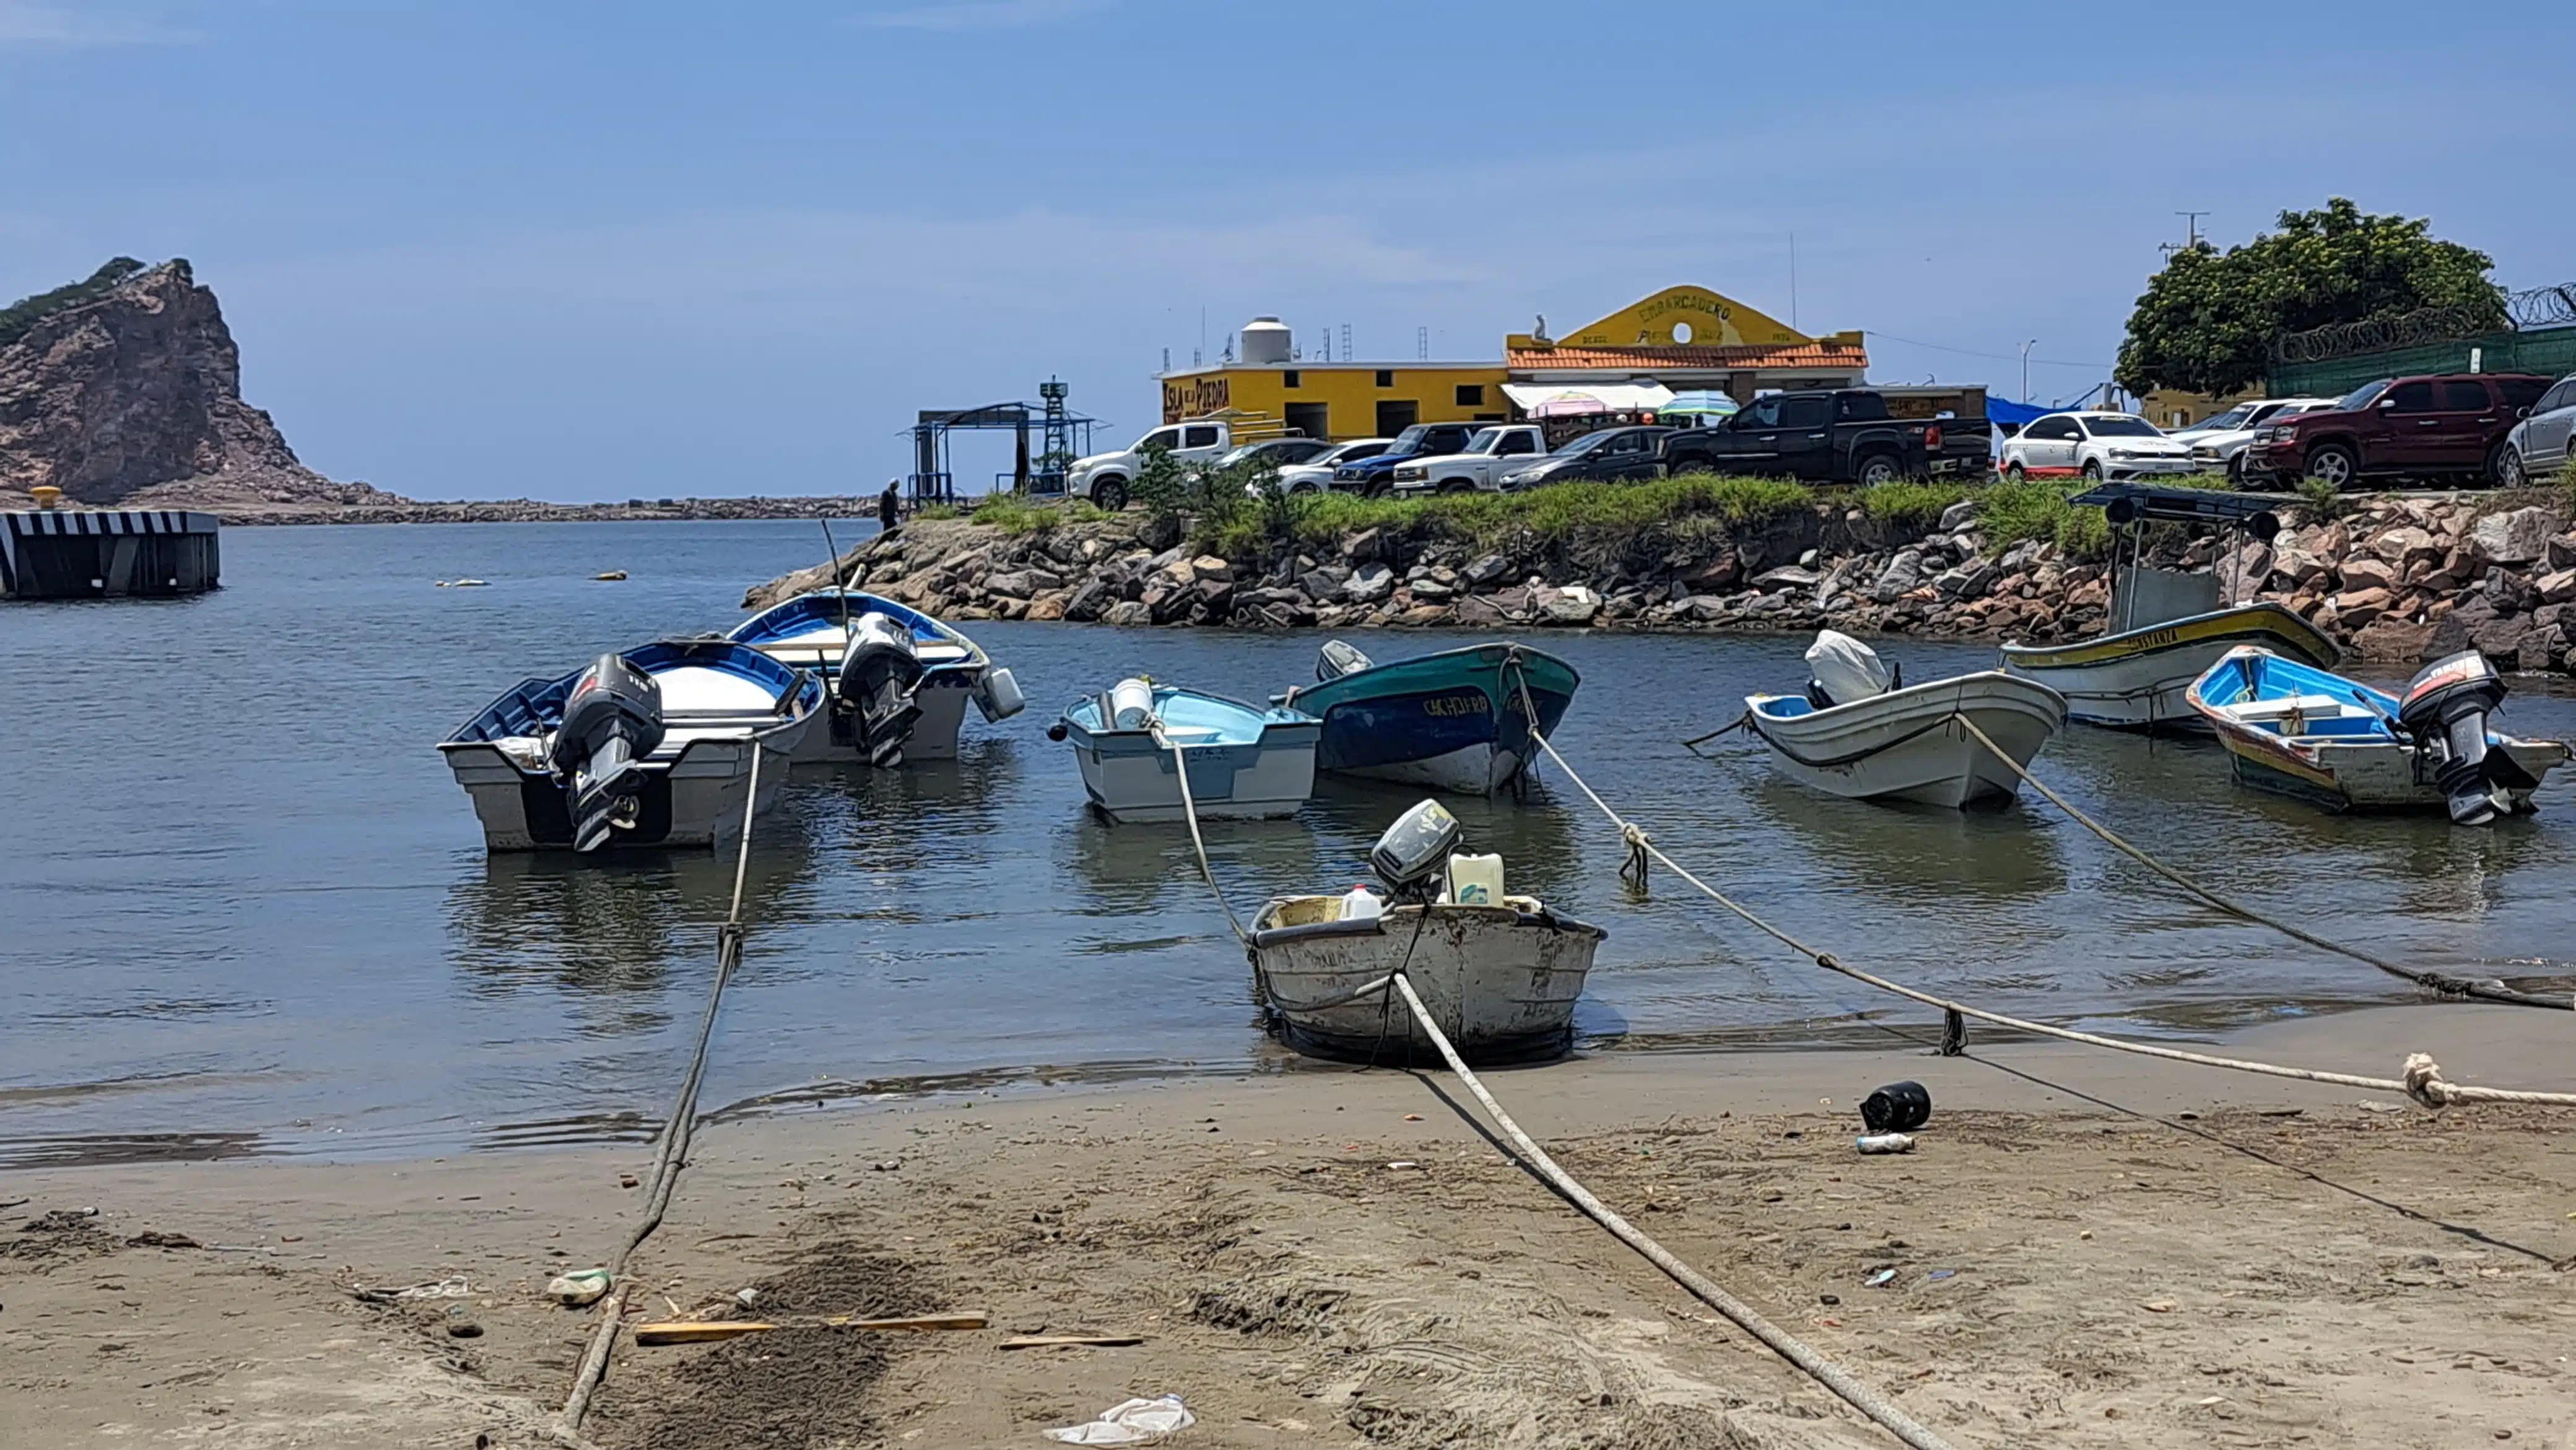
[1281, 641, 1578, 794]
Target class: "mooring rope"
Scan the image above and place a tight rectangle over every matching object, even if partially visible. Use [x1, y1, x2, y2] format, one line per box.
[1942, 713, 2572, 1012]
[1154, 695, 1960, 1450]
[557, 747, 768, 1439]
[1386, 972, 1962, 1450]
[1504, 682, 2576, 1109]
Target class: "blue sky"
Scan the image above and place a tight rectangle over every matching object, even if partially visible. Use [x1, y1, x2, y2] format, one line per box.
[2, 0, 2567, 501]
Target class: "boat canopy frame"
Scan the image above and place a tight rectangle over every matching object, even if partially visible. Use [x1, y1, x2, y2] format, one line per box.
[2073, 482, 2286, 631]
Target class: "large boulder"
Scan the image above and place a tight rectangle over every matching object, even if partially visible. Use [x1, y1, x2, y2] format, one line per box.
[2469, 506, 2559, 565]
[1343, 563, 1395, 604]
[1101, 599, 1152, 627]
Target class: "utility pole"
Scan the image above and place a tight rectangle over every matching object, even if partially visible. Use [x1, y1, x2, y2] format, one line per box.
[2159, 211, 2210, 263]
[2019, 339, 2037, 405]
[1788, 231, 1799, 332]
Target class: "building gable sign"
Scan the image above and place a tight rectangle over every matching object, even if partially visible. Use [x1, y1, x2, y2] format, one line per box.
[1510, 285, 1809, 351]
[1162, 375, 1230, 423]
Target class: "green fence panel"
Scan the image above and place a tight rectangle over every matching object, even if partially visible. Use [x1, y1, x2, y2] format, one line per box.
[2271, 325, 2576, 396]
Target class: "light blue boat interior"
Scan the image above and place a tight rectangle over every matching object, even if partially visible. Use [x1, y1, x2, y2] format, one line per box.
[2197, 652, 2410, 741]
[1066, 687, 1313, 744]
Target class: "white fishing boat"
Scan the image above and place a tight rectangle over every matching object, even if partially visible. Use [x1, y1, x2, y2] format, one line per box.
[1251, 801, 1603, 1063]
[2003, 482, 2338, 729]
[2187, 646, 2568, 823]
[728, 591, 1021, 766]
[1747, 632, 2068, 807]
[440, 639, 819, 853]
[1048, 679, 1320, 823]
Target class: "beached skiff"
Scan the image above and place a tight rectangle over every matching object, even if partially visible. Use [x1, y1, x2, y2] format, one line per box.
[1250, 896, 1603, 1063]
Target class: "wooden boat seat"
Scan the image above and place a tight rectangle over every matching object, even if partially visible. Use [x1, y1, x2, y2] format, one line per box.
[2231, 693, 2348, 723]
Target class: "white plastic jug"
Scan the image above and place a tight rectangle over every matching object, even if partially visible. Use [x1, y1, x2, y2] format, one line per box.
[1444, 853, 1503, 906]
[1338, 885, 1384, 922]
[1108, 677, 1155, 730]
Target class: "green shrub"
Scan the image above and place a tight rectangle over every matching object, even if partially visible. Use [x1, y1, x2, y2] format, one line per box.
[1859, 479, 1974, 527]
[0, 258, 148, 349]
[970, 493, 1111, 534]
[1982, 477, 2111, 560]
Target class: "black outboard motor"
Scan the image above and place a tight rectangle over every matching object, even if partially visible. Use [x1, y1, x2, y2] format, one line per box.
[1370, 799, 1464, 905]
[837, 612, 923, 767]
[554, 654, 666, 852]
[2398, 651, 2513, 825]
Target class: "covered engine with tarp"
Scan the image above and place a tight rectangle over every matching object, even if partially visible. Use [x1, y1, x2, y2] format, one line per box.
[552, 653, 666, 851]
[835, 612, 925, 766]
[1804, 630, 1896, 709]
[2398, 651, 2533, 825]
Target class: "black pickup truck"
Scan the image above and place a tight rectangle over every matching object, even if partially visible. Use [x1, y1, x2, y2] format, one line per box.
[1660, 389, 1992, 485]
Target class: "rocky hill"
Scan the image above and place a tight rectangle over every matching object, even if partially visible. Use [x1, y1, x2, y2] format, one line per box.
[0, 258, 403, 516]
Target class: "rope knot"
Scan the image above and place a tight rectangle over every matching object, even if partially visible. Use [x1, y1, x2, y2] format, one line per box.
[1619, 824, 1652, 891]
[2401, 1052, 2456, 1109]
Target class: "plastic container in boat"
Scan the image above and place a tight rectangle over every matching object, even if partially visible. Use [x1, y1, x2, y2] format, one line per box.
[1339, 885, 1385, 922]
[1108, 678, 1155, 730]
[976, 666, 1025, 722]
[1444, 853, 1503, 906]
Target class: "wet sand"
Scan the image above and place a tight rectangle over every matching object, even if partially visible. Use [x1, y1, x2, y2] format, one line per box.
[4, 1004, 2572, 1449]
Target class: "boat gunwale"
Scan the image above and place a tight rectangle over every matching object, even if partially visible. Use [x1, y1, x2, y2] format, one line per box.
[2000, 601, 2343, 671]
[1249, 900, 1607, 948]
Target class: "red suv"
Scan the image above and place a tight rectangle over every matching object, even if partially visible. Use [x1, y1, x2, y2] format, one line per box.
[2247, 373, 2553, 489]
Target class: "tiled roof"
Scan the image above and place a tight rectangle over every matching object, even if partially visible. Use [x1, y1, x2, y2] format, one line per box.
[1505, 341, 1869, 371]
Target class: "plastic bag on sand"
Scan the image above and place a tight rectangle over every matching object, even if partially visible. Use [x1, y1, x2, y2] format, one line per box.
[1806, 630, 1891, 707]
[1043, 1395, 1194, 1444]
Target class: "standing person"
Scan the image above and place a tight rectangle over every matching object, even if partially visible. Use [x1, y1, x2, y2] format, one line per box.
[878, 479, 901, 537]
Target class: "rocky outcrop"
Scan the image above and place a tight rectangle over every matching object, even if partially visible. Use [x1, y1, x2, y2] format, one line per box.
[751, 494, 2576, 679]
[0, 258, 401, 514]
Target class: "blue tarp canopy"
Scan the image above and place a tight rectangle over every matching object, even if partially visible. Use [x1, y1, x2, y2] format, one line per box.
[1987, 397, 2058, 428]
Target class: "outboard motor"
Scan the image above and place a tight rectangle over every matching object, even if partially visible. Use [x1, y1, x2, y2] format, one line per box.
[837, 612, 924, 767]
[554, 654, 665, 852]
[1317, 639, 1373, 683]
[1370, 799, 1464, 905]
[2398, 651, 2513, 825]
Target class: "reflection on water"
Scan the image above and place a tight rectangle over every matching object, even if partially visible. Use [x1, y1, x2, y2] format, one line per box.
[8, 521, 2576, 1161]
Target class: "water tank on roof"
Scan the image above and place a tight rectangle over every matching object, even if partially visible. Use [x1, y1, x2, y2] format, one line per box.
[1240, 316, 1292, 367]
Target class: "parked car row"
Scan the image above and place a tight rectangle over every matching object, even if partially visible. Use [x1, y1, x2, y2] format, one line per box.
[1060, 370, 2576, 510]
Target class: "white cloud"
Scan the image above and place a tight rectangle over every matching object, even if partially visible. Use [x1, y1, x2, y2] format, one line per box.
[843, 0, 1112, 32]
[0, 2, 189, 46]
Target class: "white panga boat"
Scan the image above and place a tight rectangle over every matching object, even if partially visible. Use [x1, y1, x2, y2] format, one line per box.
[440, 639, 819, 853]
[2187, 646, 2568, 823]
[1747, 632, 2068, 807]
[2002, 482, 2338, 729]
[727, 591, 1021, 765]
[1048, 679, 1320, 823]
[1250, 800, 1603, 1063]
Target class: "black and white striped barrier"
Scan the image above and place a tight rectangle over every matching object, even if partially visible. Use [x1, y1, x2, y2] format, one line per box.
[1, 508, 221, 599]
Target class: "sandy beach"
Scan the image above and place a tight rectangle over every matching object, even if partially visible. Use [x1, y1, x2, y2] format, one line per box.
[4, 1003, 2572, 1450]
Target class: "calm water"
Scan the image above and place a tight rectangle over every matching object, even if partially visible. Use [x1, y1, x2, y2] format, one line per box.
[6, 521, 2574, 1165]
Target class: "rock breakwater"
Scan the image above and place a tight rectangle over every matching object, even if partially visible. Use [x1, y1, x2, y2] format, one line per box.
[746, 491, 2576, 677]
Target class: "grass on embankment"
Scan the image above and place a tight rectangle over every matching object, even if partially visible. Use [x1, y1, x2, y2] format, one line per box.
[959, 469, 2239, 564]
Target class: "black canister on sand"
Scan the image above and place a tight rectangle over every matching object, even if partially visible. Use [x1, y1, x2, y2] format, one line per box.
[1861, 1080, 1931, 1134]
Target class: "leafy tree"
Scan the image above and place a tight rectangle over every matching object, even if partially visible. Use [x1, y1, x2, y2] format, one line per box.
[2116, 199, 2503, 397]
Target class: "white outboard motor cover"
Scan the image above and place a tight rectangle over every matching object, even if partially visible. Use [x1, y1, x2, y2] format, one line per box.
[1317, 639, 1373, 682]
[1805, 630, 1892, 708]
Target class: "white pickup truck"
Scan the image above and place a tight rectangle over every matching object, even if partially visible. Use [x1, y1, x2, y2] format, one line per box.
[1066, 419, 1238, 510]
[1388, 423, 1548, 495]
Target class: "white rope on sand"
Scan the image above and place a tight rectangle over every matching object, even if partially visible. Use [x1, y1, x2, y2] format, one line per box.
[1386, 972, 1963, 1450]
[1516, 719, 2576, 1111]
[557, 747, 768, 1441]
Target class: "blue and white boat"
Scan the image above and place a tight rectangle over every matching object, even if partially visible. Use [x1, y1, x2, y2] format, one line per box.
[728, 590, 1021, 766]
[1279, 641, 1578, 795]
[440, 638, 821, 853]
[1051, 680, 1320, 823]
[2187, 646, 2567, 823]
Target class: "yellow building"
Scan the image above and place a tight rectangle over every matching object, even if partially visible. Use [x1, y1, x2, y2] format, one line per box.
[1154, 289, 1873, 440]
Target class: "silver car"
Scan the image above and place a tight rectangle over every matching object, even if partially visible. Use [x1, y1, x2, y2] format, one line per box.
[2498, 374, 2576, 488]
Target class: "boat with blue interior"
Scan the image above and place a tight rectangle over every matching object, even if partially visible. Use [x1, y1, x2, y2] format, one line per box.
[2002, 482, 2339, 730]
[1280, 641, 1578, 795]
[440, 638, 820, 853]
[1050, 679, 1320, 823]
[2186, 645, 2567, 823]
[728, 590, 1020, 766]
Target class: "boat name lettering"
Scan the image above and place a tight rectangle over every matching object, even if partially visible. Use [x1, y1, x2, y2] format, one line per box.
[1422, 693, 1492, 718]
